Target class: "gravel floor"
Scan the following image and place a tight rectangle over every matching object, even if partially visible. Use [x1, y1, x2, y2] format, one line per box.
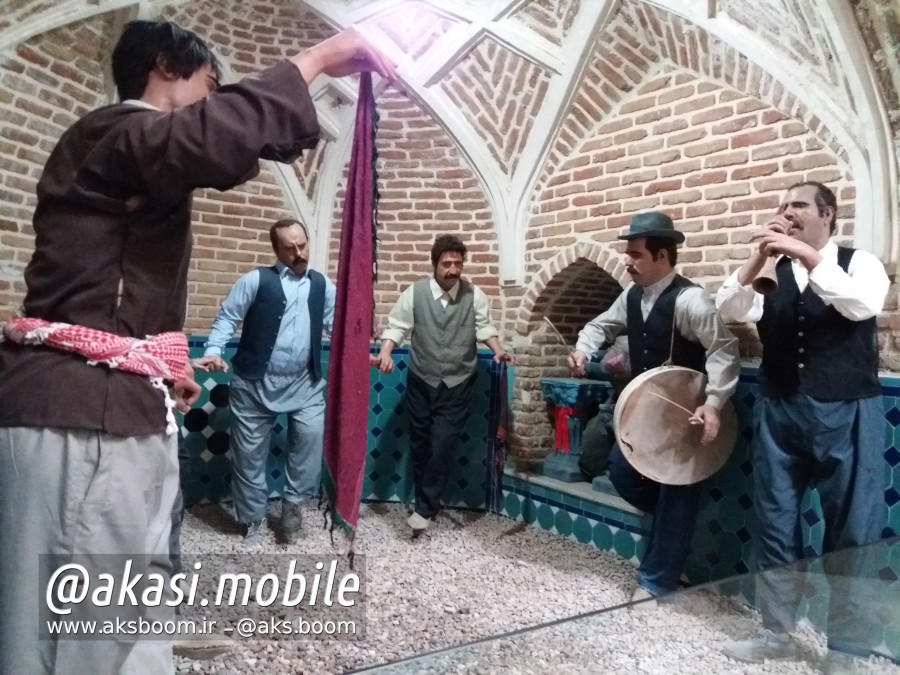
[175, 502, 900, 675]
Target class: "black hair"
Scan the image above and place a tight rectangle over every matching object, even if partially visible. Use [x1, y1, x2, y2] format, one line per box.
[643, 237, 678, 266]
[430, 234, 467, 266]
[111, 20, 220, 101]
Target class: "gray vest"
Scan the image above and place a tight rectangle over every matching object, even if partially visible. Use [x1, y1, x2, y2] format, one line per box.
[409, 278, 478, 388]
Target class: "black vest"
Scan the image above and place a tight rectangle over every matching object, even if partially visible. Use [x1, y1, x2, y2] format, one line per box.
[757, 247, 879, 400]
[627, 275, 706, 374]
[231, 266, 326, 381]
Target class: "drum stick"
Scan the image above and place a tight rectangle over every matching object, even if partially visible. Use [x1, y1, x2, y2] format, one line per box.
[544, 317, 583, 376]
[543, 317, 568, 347]
[648, 391, 704, 425]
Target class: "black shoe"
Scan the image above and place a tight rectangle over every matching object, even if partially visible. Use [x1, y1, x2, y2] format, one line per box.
[282, 501, 303, 539]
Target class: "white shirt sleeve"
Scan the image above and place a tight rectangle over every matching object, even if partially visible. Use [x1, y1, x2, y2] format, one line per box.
[807, 249, 889, 321]
[380, 285, 416, 346]
[715, 270, 764, 324]
[677, 288, 741, 409]
[574, 290, 628, 357]
[473, 286, 500, 343]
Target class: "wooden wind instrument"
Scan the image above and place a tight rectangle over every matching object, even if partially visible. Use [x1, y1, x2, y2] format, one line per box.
[751, 255, 779, 295]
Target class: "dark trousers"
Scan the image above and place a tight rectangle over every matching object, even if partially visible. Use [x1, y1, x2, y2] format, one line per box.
[753, 393, 885, 652]
[608, 442, 705, 595]
[406, 370, 476, 519]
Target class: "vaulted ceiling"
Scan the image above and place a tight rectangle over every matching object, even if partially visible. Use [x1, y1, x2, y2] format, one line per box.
[1, 0, 896, 282]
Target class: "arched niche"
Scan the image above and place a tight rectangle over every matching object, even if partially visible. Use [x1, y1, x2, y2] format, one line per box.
[509, 243, 625, 466]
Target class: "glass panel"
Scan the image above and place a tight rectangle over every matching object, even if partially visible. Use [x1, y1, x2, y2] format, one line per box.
[356, 537, 900, 674]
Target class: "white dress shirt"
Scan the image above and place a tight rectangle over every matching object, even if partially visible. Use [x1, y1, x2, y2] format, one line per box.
[716, 240, 889, 324]
[575, 270, 740, 409]
[381, 278, 499, 346]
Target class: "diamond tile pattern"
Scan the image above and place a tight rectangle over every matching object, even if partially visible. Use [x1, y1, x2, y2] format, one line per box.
[499, 370, 900, 657]
[181, 339, 498, 511]
[181, 342, 900, 653]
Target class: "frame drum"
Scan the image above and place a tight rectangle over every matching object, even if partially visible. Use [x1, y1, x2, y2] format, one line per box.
[613, 366, 737, 485]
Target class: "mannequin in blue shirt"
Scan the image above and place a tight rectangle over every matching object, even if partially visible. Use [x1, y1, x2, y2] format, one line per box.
[195, 218, 335, 545]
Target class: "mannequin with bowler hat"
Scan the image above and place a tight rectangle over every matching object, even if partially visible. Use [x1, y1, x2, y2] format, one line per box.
[568, 211, 740, 606]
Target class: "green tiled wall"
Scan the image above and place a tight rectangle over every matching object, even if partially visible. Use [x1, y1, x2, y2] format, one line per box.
[181, 339, 498, 511]
[500, 371, 900, 580]
[498, 371, 900, 661]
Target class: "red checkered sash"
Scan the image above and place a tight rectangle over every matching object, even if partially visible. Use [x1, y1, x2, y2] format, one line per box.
[2, 317, 189, 433]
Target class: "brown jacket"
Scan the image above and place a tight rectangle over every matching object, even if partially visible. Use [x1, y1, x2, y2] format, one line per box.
[0, 61, 320, 436]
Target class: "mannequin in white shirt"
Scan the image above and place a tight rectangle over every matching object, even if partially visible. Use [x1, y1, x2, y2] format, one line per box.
[717, 181, 889, 671]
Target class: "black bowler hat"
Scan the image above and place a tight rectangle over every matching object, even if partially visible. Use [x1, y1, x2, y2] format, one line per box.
[617, 211, 685, 243]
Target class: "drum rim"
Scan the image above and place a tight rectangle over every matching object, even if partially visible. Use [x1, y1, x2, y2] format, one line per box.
[612, 365, 737, 485]
[613, 365, 699, 434]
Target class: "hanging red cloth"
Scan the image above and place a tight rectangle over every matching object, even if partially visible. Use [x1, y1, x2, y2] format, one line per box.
[554, 406, 576, 452]
[321, 73, 379, 559]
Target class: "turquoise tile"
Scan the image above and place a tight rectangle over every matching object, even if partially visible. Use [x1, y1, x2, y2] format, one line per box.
[525, 484, 548, 499]
[613, 528, 636, 560]
[572, 516, 593, 544]
[592, 522, 613, 551]
[716, 501, 749, 532]
[377, 387, 401, 409]
[634, 537, 647, 558]
[554, 509, 574, 537]
[562, 493, 581, 509]
[504, 475, 527, 492]
[504, 492, 522, 520]
[537, 503, 555, 530]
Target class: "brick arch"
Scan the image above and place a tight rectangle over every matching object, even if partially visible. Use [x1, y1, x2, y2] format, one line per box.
[524, 6, 860, 292]
[515, 241, 628, 336]
[508, 241, 627, 466]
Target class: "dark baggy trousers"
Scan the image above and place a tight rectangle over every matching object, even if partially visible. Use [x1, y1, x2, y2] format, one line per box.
[406, 370, 476, 519]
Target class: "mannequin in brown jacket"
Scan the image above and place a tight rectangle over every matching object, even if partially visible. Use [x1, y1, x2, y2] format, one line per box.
[0, 20, 395, 675]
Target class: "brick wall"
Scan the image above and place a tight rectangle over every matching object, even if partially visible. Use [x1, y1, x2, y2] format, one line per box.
[438, 36, 550, 177]
[526, 69, 854, 293]
[162, 0, 334, 333]
[330, 88, 501, 332]
[507, 0, 897, 464]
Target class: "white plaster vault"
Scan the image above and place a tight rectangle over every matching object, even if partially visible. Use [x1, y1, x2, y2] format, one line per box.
[1, 0, 896, 281]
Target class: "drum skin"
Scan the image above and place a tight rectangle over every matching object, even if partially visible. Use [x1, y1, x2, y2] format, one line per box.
[613, 366, 737, 485]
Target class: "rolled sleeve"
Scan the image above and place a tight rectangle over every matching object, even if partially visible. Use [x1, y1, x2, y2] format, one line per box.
[323, 277, 336, 337]
[381, 285, 415, 346]
[474, 287, 500, 343]
[575, 290, 628, 357]
[204, 270, 259, 356]
[678, 288, 740, 408]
